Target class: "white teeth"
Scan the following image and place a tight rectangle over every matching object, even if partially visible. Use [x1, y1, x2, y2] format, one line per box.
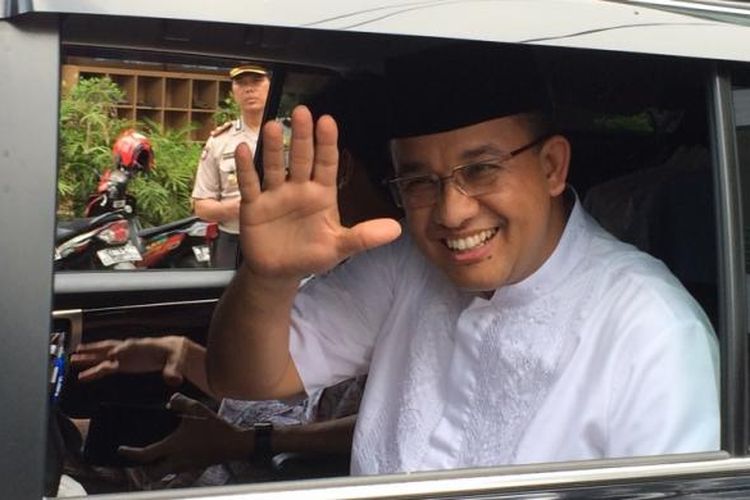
[445, 229, 497, 251]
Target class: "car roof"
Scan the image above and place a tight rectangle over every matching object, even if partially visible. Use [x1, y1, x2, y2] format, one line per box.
[4, 0, 750, 62]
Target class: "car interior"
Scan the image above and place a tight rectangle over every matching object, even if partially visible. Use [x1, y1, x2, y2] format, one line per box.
[49, 13, 722, 496]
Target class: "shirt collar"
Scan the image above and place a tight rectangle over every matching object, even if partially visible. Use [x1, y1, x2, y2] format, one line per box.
[488, 189, 588, 308]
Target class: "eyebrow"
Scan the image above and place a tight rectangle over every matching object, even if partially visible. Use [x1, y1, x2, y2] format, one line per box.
[396, 143, 507, 176]
[458, 144, 508, 161]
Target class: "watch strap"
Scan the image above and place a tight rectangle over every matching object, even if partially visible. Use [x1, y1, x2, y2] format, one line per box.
[252, 421, 274, 465]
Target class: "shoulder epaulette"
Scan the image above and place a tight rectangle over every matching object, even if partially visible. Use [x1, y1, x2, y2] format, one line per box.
[210, 121, 233, 137]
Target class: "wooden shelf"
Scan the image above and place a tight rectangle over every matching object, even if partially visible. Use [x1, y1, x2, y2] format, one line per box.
[137, 108, 163, 127]
[115, 107, 135, 121]
[137, 76, 164, 108]
[165, 78, 190, 109]
[192, 114, 216, 141]
[192, 79, 218, 110]
[165, 110, 189, 131]
[219, 81, 232, 103]
[62, 63, 230, 141]
[110, 74, 135, 105]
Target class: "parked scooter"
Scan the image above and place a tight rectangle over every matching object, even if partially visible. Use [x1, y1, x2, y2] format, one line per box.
[83, 129, 152, 219]
[54, 210, 143, 270]
[55, 130, 152, 270]
[55, 129, 217, 270]
[138, 216, 218, 269]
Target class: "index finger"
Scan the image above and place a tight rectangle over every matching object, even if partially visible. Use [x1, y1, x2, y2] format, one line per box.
[235, 143, 260, 202]
[69, 351, 112, 367]
[76, 360, 119, 382]
[74, 339, 121, 354]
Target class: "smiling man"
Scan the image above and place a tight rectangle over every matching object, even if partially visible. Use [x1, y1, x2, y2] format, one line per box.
[192, 64, 270, 267]
[206, 43, 719, 475]
[389, 119, 567, 293]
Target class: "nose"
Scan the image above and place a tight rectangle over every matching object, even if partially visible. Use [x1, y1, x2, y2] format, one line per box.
[432, 180, 478, 229]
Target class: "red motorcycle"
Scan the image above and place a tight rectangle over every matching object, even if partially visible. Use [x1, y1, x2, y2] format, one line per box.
[138, 215, 218, 269]
[54, 209, 142, 270]
[56, 130, 217, 270]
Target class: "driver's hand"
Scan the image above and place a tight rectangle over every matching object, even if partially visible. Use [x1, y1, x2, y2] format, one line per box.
[118, 393, 253, 479]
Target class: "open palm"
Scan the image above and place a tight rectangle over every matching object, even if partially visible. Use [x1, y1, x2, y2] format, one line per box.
[235, 106, 401, 280]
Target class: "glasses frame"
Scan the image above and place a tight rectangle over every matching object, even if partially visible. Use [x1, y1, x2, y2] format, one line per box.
[387, 135, 550, 208]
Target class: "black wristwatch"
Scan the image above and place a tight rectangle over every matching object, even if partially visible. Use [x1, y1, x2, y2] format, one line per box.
[252, 421, 274, 465]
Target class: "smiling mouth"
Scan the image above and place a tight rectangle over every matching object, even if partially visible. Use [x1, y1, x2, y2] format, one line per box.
[444, 228, 498, 252]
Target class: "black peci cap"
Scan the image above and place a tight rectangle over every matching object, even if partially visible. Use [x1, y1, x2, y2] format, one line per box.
[305, 74, 393, 184]
[305, 74, 389, 157]
[386, 41, 552, 139]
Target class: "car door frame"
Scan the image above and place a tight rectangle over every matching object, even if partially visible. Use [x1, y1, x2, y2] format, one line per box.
[3, 5, 750, 499]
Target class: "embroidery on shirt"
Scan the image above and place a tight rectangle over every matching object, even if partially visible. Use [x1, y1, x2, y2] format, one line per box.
[352, 276, 466, 473]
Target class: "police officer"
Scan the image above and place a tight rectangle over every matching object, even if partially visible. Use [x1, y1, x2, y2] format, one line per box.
[192, 64, 270, 267]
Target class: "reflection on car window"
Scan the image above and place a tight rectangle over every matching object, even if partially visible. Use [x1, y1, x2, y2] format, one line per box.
[275, 71, 336, 164]
[54, 58, 272, 271]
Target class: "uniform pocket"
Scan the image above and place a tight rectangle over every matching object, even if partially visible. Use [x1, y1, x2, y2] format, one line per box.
[219, 156, 236, 173]
[219, 157, 238, 190]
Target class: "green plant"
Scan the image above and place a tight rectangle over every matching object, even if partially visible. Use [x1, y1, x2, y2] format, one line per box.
[213, 90, 239, 126]
[130, 120, 202, 227]
[57, 76, 130, 217]
[58, 76, 203, 227]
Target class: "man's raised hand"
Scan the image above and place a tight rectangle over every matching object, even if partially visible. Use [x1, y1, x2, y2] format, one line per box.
[235, 105, 401, 280]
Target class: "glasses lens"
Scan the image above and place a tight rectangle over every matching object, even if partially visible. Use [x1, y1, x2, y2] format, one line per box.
[397, 177, 438, 208]
[454, 162, 502, 196]
[387, 183, 404, 208]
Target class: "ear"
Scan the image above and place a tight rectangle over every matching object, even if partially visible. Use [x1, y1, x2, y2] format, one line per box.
[539, 134, 571, 197]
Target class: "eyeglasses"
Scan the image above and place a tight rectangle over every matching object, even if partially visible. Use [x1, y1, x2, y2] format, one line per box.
[387, 136, 549, 209]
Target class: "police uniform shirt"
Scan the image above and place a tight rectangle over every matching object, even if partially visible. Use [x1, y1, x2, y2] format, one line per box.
[191, 119, 258, 234]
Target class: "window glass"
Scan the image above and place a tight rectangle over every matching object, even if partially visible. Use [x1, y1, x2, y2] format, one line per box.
[50, 22, 725, 497]
[733, 71, 750, 325]
[273, 71, 335, 170]
[55, 53, 273, 271]
[553, 50, 719, 328]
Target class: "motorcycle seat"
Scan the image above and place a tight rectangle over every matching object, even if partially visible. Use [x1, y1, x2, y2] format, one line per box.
[55, 211, 128, 244]
[138, 216, 200, 239]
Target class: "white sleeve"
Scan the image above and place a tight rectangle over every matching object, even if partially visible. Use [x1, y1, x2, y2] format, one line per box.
[191, 137, 221, 200]
[606, 285, 720, 456]
[289, 239, 402, 395]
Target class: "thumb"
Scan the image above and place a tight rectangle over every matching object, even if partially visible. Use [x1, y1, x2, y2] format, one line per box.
[338, 218, 402, 256]
[118, 441, 164, 464]
[166, 392, 215, 419]
[161, 361, 185, 387]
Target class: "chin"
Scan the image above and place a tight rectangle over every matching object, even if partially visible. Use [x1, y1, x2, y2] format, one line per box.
[444, 269, 506, 293]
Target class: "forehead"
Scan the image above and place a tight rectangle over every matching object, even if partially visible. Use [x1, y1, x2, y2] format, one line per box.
[391, 115, 530, 173]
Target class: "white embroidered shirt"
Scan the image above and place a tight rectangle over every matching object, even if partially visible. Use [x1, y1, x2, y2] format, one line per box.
[289, 200, 720, 475]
